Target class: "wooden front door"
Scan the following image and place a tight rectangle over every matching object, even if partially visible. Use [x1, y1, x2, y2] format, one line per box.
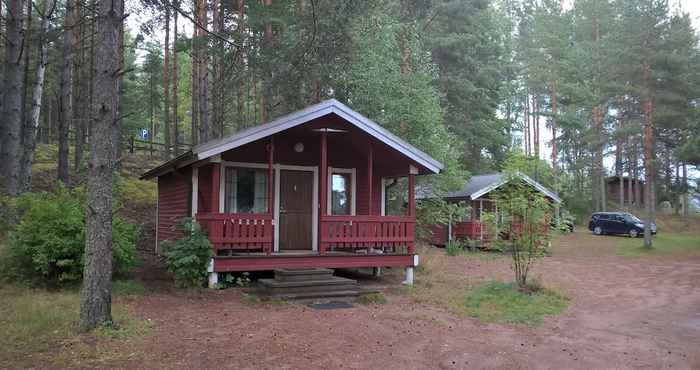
[279, 169, 314, 251]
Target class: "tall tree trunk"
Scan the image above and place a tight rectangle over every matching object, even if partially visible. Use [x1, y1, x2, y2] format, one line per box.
[190, 23, 199, 145]
[58, 0, 78, 185]
[533, 94, 539, 158]
[172, 1, 179, 154]
[196, 0, 209, 141]
[74, 0, 86, 173]
[633, 139, 641, 206]
[211, 0, 224, 136]
[236, 0, 246, 130]
[20, 0, 32, 139]
[260, 0, 274, 123]
[523, 93, 529, 155]
[163, 7, 171, 159]
[550, 81, 557, 171]
[0, 0, 25, 196]
[617, 102, 624, 210]
[627, 138, 633, 208]
[80, 0, 123, 331]
[641, 62, 654, 249]
[682, 164, 688, 217]
[19, 0, 55, 193]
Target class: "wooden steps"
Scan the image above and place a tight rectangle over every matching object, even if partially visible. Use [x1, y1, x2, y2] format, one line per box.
[257, 268, 365, 302]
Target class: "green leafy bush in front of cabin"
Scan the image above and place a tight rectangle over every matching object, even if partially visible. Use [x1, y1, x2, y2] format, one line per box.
[162, 218, 213, 288]
[5, 187, 138, 285]
[445, 239, 466, 256]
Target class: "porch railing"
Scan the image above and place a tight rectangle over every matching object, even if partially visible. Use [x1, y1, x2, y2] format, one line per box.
[196, 213, 274, 254]
[320, 215, 415, 254]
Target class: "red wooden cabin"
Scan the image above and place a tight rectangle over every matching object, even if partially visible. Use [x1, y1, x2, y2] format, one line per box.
[422, 173, 561, 246]
[142, 100, 442, 287]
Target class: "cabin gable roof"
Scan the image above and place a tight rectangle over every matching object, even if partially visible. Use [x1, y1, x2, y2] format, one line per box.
[439, 172, 562, 203]
[142, 99, 443, 179]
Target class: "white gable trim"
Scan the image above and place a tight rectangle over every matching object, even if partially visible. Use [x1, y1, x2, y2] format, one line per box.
[193, 100, 443, 174]
[470, 172, 562, 204]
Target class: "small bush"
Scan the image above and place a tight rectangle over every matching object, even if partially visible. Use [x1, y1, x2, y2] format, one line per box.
[7, 188, 138, 285]
[162, 218, 213, 288]
[445, 239, 465, 256]
[217, 272, 251, 289]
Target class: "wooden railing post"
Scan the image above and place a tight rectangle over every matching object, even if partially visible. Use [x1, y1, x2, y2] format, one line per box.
[267, 137, 274, 255]
[407, 165, 417, 254]
[319, 130, 328, 254]
[367, 145, 373, 216]
[211, 163, 221, 213]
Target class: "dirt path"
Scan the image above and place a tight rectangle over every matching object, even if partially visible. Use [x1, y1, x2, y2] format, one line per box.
[81, 232, 700, 369]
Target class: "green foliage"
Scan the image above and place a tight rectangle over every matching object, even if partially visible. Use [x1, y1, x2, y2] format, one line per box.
[481, 171, 553, 288]
[161, 218, 213, 288]
[357, 292, 387, 305]
[445, 239, 466, 256]
[116, 176, 157, 208]
[216, 272, 251, 289]
[462, 281, 569, 326]
[6, 188, 138, 285]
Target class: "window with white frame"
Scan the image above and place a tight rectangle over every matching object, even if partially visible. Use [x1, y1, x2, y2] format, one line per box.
[328, 168, 355, 215]
[382, 177, 408, 216]
[224, 167, 268, 213]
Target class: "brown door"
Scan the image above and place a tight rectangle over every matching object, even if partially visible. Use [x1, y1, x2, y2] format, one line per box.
[279, 170, 314, 251]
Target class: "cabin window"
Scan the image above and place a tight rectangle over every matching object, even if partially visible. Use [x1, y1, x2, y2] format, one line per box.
[382, 177, 408, 216]
[224, 167, 268, 213]
[328, 168, 355, 215]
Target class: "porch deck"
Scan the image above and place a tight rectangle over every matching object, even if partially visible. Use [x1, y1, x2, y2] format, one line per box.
[213, 252, 415, 272]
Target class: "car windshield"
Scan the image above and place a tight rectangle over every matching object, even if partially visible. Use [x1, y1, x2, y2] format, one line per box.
[623, 214, 642, 223]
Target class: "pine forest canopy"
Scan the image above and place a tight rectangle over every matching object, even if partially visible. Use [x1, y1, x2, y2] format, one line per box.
[1, 0, 699, 232]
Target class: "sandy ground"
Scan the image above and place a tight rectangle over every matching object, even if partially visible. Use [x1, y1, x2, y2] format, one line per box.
[89, 231, 700, 370]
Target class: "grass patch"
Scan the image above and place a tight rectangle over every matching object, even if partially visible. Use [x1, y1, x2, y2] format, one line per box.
[357, 292, 387, 305]
[112, 279, 147, 296]
[0, 283, 151, 366]
[616, 232, 700, 257]
[460, 281, 569, 326]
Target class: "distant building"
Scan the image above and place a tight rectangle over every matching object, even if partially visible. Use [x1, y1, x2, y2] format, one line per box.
[605, 176, 645, 206]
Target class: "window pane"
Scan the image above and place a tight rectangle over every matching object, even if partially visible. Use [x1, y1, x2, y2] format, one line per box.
[224, 167, 268, 213]
[331, 173, 351, 215]
[384, 177, 407, 216]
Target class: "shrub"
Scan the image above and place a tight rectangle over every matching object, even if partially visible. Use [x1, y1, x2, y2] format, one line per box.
[7, 188, 138, 285]
[162, 218, 213, 288]
[445, 239, 465, 256]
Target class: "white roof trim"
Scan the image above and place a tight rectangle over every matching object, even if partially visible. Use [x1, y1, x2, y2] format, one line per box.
[193, 99, 443, 174]
[471, 172, 562, 203]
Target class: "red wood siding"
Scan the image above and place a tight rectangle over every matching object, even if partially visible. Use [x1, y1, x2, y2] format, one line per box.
[157, 170, 191, 245]
[198, 165, 214, 213]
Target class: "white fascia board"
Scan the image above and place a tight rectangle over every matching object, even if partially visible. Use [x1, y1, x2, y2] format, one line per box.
[330, 103, 443, 174]
[195, 102, 336, 159]
[193, 99, 443, 174]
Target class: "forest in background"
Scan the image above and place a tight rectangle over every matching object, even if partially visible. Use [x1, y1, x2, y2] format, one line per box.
[2, 0, 699, 222]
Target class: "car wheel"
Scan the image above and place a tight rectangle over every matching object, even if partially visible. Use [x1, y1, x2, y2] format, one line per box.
[593, 226, 602, 235]
[629, 229, 639, 238]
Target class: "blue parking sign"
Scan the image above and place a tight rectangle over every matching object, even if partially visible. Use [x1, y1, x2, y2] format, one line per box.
[139, 128, 150, 140]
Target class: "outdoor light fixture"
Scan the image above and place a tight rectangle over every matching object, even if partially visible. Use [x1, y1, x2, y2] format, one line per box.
[294, 142, 304, 153]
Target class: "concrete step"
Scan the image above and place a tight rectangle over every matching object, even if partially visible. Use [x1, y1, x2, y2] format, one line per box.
[271, 290, 363, 302]
[273, 268, 334, 282]
[258, 276, 358, 295]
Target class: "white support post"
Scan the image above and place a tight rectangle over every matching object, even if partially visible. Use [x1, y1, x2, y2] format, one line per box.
[402, 255, 419, 285]
[207, 259, 218, 289]
[373, 267, 383, 278]
[402, 267, 414, 286]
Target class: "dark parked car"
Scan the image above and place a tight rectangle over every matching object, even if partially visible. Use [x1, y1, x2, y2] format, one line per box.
[588, 212, 657, 237]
